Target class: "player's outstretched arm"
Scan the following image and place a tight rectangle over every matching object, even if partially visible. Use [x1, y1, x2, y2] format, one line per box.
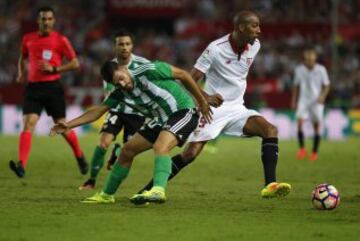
[50, 105, 109, 136]
[171, 65, 212, 123]
[190, 68, 223, 107]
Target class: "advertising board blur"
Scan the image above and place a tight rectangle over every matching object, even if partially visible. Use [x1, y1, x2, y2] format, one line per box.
[1, 105, 358, 140]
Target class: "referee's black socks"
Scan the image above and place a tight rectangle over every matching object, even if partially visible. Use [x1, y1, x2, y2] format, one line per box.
[261, 138, 278, 185]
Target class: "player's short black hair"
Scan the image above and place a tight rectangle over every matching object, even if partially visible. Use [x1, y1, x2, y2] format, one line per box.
[233, 10, 257, 26]
[303, 45, 317, 53]
[37, 6, 55, 15]
[113, 28, 134, 43]
[101, 61, 118, 83]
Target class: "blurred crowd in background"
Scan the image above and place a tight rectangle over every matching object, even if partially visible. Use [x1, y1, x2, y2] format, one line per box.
[0, 0, 359, 109]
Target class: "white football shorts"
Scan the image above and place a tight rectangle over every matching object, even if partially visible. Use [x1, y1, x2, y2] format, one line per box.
[188, 103, 261, 142]
[296, 102, 324, 122]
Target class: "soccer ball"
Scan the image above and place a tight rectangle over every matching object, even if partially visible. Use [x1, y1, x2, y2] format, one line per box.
[312, 184, 340, 210]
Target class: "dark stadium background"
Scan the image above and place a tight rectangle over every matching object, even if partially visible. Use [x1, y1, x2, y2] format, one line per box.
[0, 0, 359, 138]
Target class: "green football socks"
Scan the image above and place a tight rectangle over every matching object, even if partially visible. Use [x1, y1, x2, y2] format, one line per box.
[115, 146, 121, 158]
[90, 146, 107, 179]
[153, 155, 172, 189]
[103, 162, 129, 195]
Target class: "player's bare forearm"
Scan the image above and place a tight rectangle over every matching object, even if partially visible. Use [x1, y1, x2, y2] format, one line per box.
[172, 66, 207, 105]
[67, 105, 109, 129]
[51, 105, 108, 135]
[321, 85, 330, 99]
[291, 86, 299, 109]
[56, 58, 80, 73]
[190, 68, 207, 96]
[17, 54, 26, 83]
[171, 66, 212, 122]
[318, 85, 330, 103]
[190, 68, 204, 82]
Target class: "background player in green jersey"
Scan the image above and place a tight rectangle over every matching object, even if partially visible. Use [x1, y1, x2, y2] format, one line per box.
[50, 60, 213, 204]
[79, 29, 149, 190]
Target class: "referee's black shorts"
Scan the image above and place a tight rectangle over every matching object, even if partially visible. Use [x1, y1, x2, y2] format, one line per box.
[23, 80, 66, 119]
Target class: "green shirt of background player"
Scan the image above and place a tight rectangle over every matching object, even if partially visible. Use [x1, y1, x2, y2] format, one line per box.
[50, 60, 213, 204]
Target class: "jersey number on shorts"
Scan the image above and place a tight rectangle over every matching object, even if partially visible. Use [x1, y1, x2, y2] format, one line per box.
[147, 119, 159, 129]
[105, 115, 118, 125]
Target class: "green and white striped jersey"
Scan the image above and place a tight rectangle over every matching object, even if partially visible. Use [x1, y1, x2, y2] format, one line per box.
[103, 54, 150, 114]
[103, 61, 195, 124]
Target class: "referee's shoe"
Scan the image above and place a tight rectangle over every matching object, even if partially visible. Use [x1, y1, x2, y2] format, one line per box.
[9, 160, 25, 178]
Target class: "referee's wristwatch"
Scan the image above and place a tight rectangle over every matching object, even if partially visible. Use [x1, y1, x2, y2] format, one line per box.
[52, 66, 58, 73]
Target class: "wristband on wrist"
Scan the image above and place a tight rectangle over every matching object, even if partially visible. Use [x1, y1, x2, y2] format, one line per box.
[52, 66, 58, 73]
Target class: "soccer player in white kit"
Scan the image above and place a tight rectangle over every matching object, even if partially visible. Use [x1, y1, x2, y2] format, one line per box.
[140, 11, 291, 198]
[291, 48, 330, 161]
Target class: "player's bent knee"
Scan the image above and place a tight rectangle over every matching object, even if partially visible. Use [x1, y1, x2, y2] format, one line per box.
[118, 146, 136, 165]
[121, 146, 135, 159]
[152, 142, 170, 156]
[265, 124, 278, 138]
[23, 121, 37, 132]
[99, 139, 112, 149]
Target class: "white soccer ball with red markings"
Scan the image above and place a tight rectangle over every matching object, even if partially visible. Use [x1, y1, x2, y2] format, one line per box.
[312, 184, 340, 210]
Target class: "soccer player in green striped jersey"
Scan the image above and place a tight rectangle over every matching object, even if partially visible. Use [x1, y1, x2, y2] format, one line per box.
[79, 29, 149, 190]
[50, 60, 213, 204]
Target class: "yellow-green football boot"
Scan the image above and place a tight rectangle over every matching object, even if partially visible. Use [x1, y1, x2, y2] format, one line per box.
[261, 182, 291, 198]
[130, 187, 166, 205]
[81, 191, 115, 204]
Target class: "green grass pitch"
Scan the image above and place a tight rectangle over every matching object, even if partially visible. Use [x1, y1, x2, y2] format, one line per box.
[0, 134, 359, 241]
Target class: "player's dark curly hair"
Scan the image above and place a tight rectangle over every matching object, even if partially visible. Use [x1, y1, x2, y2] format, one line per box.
[113, 28, 135, 43]
[100, 61, 118, 83]
[37, 6, 55, 15]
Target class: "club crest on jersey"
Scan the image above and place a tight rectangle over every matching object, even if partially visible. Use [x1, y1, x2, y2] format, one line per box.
[42, 50, 52, 60]
[246, 58, 253, 66]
